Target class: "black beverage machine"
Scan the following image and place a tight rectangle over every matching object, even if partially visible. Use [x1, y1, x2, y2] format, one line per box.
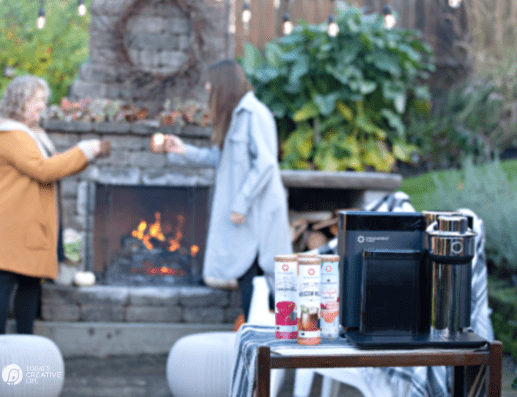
[338, 211, 487, 349]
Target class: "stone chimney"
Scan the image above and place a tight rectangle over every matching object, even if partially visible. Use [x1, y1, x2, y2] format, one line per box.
[70, 0, 233, 114]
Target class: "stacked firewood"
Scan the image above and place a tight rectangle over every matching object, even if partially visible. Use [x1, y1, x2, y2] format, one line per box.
[289, 209, 358, 252]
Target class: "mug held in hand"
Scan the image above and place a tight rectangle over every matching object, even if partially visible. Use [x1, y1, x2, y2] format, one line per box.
[99, 140, 111, 157]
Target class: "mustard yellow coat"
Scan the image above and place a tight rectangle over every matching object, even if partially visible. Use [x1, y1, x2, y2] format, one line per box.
[0, 128, 88, 279]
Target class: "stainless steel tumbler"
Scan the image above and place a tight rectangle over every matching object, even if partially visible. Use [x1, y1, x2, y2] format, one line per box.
[426, 215, 476, 334]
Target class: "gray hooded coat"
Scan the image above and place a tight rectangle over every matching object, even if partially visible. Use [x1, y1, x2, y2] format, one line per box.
[167, 91, 292, 280]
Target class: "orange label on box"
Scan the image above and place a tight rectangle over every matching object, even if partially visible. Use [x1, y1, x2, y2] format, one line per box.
[275, 258, 297, 339]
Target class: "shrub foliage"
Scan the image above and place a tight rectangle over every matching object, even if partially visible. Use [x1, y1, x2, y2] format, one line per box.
[242, 6, 435, 172]
[0, 0, 91, 103]
[421, 158, 517, 271]
[406, 74, 517, 169]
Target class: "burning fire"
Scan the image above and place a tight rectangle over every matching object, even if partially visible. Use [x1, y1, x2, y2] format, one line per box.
[130, 261, 187, 277]
[131, 212, 199, 257]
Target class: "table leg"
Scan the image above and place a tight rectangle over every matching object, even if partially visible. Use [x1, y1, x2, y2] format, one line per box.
[488, 341, 502, 397]
[453, 365, 466, 397]
[257, 347, 271, 397]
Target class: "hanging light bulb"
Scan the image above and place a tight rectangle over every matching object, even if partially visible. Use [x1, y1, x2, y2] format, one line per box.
[242, 2, 251, 24]
[383, 4, 396, 29]
[37, 2, 46, 30]
[228, 0, 236, 33]
[327, 13, 339, 37]
[78, 0, 87, 16]
[448, 0, 462, 8]
[282, 13, 293, 35]
[273, 0, 280, 9]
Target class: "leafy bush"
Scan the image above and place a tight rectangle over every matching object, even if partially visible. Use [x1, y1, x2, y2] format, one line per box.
[242, 5, 435, 172]
[419, 158, 517, 271]
[406, 71, 517, 170]
[0, 0, 91, 103]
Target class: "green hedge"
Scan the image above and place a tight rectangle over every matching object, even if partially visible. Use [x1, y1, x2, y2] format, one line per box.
[488, 277, 517, 362]
[243, 5, 435, 172]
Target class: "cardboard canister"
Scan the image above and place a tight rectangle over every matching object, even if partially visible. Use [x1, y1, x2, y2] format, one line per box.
[297, 256, 321, 345]
[274, 254, 298, 339]
[319, 254, 340, 338]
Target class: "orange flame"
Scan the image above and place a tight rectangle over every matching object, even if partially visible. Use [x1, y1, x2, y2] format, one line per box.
[191, 245, 199, 257]
[168, 215, 185, 252]
[131, 213, 196, 257]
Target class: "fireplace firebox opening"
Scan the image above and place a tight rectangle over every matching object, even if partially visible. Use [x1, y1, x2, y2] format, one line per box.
[93, 184, 210, 286]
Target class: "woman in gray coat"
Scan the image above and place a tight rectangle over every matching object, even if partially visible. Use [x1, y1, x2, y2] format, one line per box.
[151, 60, 292, 321]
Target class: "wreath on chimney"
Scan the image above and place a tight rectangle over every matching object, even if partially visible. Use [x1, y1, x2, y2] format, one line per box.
[113, 0, 212, 99]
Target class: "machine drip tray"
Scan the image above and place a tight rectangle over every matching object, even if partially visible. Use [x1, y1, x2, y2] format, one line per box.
[344, 330, 488, 349]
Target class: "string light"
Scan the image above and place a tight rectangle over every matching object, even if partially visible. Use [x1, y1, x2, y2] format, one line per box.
[37, 1, 46, 30]
[383, 4, 396, 29]
[448, 0, 462, 8]
[228, 0, 236, 33]
[282, 13, 293, 35]
[78, 0, 87, 16]
[242, 2, 251, 24]
[327, 13, 339, 37]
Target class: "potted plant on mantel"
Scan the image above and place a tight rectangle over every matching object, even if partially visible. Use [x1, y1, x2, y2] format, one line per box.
[44, 96, 211, 130]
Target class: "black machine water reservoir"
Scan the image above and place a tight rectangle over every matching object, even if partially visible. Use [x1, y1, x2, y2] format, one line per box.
[338, 211, 426, 330]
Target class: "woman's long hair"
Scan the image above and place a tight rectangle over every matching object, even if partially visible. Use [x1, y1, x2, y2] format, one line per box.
[208, 60, 253, 148]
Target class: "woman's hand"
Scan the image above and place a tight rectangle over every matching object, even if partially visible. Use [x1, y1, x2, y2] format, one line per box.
[77, 139, 102, 161]
[164, 134, 186, 155]
[230, 212, 246, 224]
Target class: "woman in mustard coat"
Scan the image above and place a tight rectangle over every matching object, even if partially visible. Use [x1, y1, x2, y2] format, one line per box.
[0, 75, 104, 334]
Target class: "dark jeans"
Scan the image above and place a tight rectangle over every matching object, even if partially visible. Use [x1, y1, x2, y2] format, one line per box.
[237, 257, 274, 322]
[0, 270, 41, 334]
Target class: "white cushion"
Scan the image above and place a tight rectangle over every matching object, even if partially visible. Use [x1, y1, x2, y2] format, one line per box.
[166, 332, 237, 397]
[0, 335, 65, 397]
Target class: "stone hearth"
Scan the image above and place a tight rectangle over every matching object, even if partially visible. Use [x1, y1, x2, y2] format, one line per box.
[41, 284, 241, 324]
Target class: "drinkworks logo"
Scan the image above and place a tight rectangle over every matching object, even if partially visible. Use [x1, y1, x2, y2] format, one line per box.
[357, 235, 390, 244]
[2, 364, 23, 385]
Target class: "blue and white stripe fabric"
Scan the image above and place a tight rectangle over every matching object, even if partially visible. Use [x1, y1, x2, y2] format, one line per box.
[230, 324, 358, 397]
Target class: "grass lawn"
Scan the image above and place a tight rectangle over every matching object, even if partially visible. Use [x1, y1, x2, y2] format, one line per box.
[400, 158, 517, 212]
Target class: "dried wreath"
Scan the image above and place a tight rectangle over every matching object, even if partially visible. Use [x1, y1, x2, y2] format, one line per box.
[113, 0, 213, 100]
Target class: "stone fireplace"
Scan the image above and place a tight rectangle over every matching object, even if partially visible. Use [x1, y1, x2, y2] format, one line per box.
[39, 120, 244, 324]
[35, 0, 242, 326]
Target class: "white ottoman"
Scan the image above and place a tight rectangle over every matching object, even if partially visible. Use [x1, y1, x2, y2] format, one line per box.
[0, 335, 65, 397]
[166, 332, 237, 397]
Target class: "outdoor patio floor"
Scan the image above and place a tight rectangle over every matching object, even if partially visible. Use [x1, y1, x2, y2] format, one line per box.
[60, 353, 517, 397]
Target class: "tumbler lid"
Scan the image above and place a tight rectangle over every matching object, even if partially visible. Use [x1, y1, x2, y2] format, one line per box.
[274, 254, 298, 262]
[426, 215, 476, 264]
[298, 257, 321, 265]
